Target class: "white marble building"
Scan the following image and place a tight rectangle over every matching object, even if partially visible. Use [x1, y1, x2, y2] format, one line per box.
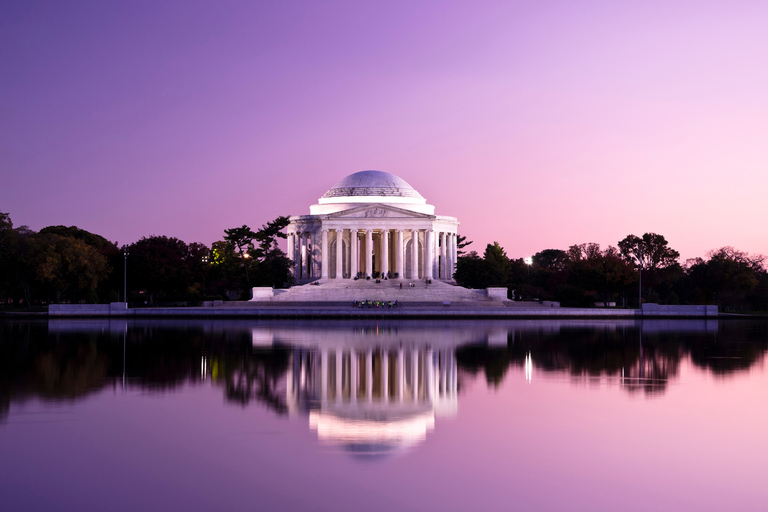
[287, 170, 459, 282]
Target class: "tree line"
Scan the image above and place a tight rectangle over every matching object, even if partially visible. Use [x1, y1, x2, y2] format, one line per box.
[0, 211, 293, 307]
[455, 233, 768, 311]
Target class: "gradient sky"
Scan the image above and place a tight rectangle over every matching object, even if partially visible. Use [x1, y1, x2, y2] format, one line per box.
[2, 0, 766, 261]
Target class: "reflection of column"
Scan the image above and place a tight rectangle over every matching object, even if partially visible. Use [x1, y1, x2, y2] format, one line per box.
[335, 229, 343, 279]
[365, 230, 373, 277]
[321, 348, 328, 406]
[425, 230, 434, 280]
[350, 229, 358, 278]
[411, 230, 419, 279]
[412, 348, 419, 401]
[382, 350, 389, 402]
[439, 232, 446, 280]
[441, 350, 447, 395]
[397, 348, 404, 402]
[351, 351, 358, 403]
[366, 350, 373, 402]
[381, 229, 389, 277]
[426, 348, 434, 400]
[335, 349, 342, 403]
[321, 230, 329, 279]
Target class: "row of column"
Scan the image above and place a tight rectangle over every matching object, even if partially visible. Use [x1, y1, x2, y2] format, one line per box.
[287, 228, 458, 281]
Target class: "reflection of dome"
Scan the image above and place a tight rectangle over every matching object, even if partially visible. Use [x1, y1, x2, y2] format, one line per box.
[320, 170, 424, 201]
[309, 410, 435, 460]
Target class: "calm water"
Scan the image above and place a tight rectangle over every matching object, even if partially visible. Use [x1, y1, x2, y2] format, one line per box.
[1, 318, 767, 512]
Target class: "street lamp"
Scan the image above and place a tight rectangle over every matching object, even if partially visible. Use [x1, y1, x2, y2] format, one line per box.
[123, 245, 129, 304]
[202, 254, 209, 297]
[637, 247, 644, 309]
[524, 257, 532, 276]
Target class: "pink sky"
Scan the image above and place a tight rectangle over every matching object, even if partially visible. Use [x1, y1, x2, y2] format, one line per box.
[2, 0, 766, 261]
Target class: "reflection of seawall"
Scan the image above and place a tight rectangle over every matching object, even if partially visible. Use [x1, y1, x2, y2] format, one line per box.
[46, 318, 720, 339]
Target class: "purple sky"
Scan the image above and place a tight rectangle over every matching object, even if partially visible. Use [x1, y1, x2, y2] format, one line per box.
[2, 0, 767, 261]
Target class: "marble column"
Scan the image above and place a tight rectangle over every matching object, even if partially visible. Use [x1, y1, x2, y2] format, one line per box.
[451, 233, 457, 280]
[350, 229, 358, 278]
[396, 230, 404, 279]
[293, 233, 301, 278]
[439, 232, 446, 280]
[381, 229, 389, 277]
[335, 229, 343, 279]
[300, 232, 307, 279]
[287, 233, 295, 277]
[321, 230, 329, 279]
[425, 230, 434, 280]
[410, 229, 419, 280]
[350, 352, 358, 403]
[365, 230, 373, 277]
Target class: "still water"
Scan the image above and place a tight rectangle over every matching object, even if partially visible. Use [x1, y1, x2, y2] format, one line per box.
[1, 318, 767, 511]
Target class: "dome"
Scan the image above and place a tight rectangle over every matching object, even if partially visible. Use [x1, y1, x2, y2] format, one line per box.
[321, 170, 424, 200]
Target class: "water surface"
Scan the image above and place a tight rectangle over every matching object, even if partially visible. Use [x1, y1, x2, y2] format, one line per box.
[1, 319, 766, 511]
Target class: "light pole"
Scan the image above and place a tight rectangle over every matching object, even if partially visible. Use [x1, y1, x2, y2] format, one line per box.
[123, 246, 129, 304]
[524, 257, 532, 276]
[202, 254, 209, 297]
[637, 247, 643, 309]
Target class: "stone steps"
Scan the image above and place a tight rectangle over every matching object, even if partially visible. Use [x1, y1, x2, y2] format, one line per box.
[261, 279, 495, 303]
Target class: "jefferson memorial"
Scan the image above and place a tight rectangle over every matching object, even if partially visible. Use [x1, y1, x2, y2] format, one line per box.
[286, 170, 459, 282]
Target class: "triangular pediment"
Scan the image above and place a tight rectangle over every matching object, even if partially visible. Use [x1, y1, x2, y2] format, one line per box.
[327, 204, 433, 219]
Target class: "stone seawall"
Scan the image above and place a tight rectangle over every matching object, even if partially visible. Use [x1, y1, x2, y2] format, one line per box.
[43, 303, 717, 319]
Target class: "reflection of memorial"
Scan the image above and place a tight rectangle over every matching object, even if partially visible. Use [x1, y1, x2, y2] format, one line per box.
[286, 345, 457, 458]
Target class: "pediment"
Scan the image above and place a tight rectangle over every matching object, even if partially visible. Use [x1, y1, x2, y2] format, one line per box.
[328, 204, 433, 219]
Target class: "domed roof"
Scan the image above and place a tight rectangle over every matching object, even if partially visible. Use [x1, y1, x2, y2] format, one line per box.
[321, 170, 424, 200]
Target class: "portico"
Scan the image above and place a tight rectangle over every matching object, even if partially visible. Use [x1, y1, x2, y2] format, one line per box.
[287, 171, 459, 282]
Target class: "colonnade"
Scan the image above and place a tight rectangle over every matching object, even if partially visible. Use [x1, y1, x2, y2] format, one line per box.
[287, 346, 458, 407]
[287, 228, 459, 281]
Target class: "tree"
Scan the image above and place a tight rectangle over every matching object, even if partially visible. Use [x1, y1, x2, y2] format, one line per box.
[567, 244, 635, 305]
[457, 235, 473, 256]
[253, 216, 290, 257]
[484, 242, 509, 286]
[223, 225, 258, 285]
[618, 233, 680, 270]
[128, 236, 192, 303]
[533, 249, 569, 272]
[618, 233, 681, 303]
[29, 233, 110, 303]
[687, 247, 765, 310]
[454, 251, 486, 288]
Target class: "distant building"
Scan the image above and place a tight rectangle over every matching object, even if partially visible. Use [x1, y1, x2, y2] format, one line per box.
[287, 170, 459, 282]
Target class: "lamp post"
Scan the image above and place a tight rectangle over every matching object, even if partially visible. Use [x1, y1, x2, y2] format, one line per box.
[123, 246, 129, 304]
[202, 254, 209, 297]
[637, 247, 643, 309]
[524, 257, 532, 276]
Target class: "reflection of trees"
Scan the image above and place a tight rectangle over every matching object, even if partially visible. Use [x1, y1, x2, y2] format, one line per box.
[0, 321, 290, 421]
[2, 320, 767, 417]
[221, 350, 289, 414]
[456, 322, 768, 396]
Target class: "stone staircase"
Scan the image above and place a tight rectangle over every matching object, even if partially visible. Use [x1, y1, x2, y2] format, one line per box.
[260, 279, 497, 302]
